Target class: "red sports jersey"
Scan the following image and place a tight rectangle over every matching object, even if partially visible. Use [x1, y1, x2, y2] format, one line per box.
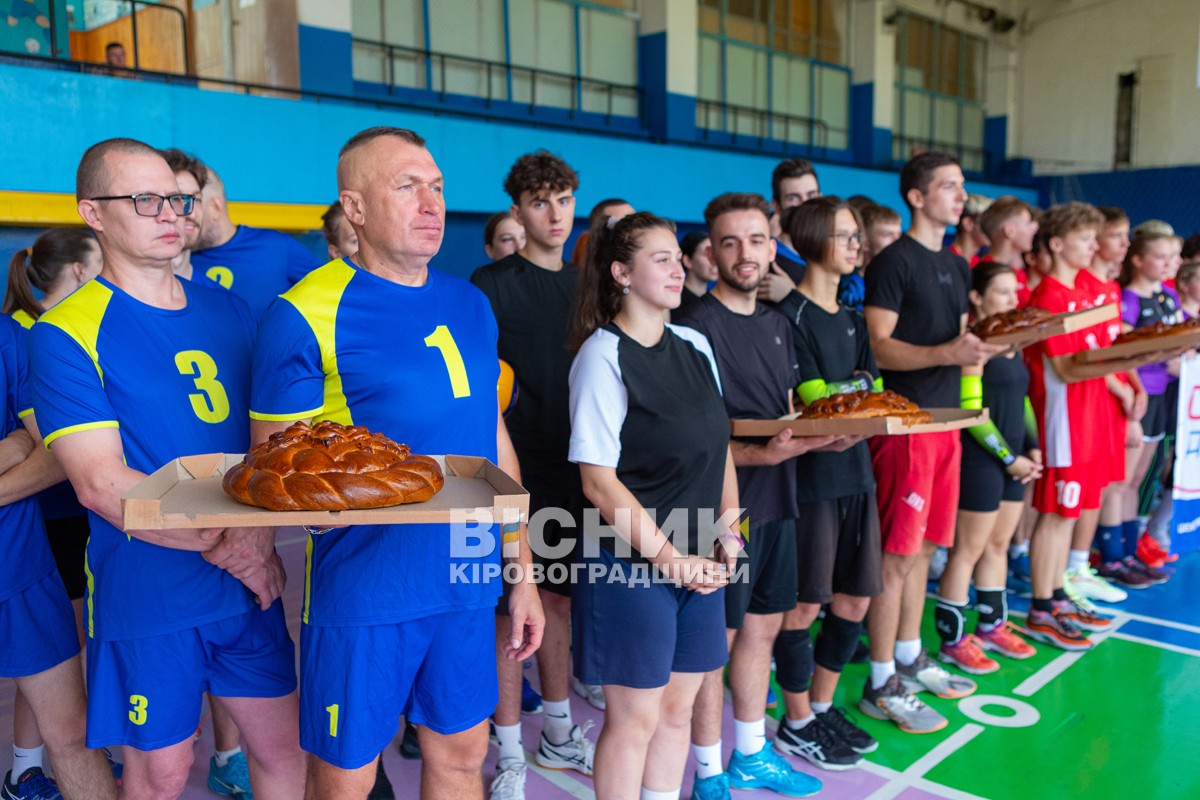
[1075, 269, 1129, 482]
[1024, 274, 1111, 468]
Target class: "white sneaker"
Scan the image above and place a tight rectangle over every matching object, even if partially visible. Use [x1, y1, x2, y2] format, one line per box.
[534, 721, 595, 776]
[1065, 566, 1128, 604]
[489, 759, 526, 800]
[571, 677, 606, 710]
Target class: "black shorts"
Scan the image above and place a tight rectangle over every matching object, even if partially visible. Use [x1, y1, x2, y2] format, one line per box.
[1142, 392, 1168, 442]
[497, 489, 583, 615]
[724, 519, 797, 630]
[959, 449, 1026, 513]
[795, 493, 882, 604]
[45, 515, 89, 601]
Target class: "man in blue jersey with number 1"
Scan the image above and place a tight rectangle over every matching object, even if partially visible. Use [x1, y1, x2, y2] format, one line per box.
[29, 138, 306, 800]
[248, 126, 544, 800]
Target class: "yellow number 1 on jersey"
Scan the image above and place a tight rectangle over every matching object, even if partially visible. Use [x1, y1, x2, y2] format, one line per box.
[424, 325, 472, 398]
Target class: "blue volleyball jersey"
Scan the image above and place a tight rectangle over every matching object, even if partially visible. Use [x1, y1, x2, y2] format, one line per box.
[30, 277, 259, 641]
[190, 225, 324, 321]
[251, 259, 502, 627]
[182, 266, 226, 291]
[0, 315, 54, 603]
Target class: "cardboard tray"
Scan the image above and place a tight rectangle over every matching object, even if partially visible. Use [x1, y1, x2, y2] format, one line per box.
[121, 454, 529, 530]
[730, 408, 988, 438]
[975, 304, 1118, 347]
[1074, 325, 1200, 364]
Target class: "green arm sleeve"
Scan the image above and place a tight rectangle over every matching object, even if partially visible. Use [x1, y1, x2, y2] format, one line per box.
[797, 374, 874, 406]
[1024, 396, 1040, 451]
[962, 375, 1017, 466]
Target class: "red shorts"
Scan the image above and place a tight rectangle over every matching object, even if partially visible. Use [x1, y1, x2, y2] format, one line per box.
[869, 431, 961, 556]
[1105, 391, 1126, 485]
[1033, 462, 1106, 518]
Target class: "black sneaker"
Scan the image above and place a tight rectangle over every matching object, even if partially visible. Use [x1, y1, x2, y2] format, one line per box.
[367, 756, 396, 800]
[398, 721, 422, 760]
[815, 707, 878, 754]
[773, 717, 862, 771]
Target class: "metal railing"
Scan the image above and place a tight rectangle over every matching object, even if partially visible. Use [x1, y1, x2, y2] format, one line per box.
[351, 38, 641, 123]
[695, 98, 838, 152]
[34, 0, 190, 73]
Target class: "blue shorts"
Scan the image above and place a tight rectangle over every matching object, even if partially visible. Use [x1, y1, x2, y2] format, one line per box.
[0, 571, 80, 678]
[86, 602, 296, 750]
[300, 606, 498, 769]
[572, 548, 727, 689]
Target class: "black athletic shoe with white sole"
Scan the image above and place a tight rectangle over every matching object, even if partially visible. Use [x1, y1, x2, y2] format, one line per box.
[773, 717, 862, 771]
[815, 707, 878, 754]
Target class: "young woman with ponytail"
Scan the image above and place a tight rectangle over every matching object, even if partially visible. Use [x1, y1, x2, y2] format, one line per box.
[4, 229, 102, 328]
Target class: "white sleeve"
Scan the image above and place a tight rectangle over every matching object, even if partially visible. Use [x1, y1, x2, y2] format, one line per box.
[568, 328, 626, 467]
[666, 323, 723, 396]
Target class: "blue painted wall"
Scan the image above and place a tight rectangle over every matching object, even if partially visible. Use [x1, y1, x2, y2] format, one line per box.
[0, 62, 1034, 222]
[1040, 166, 1200, 239]
[298, 25, 353, 96]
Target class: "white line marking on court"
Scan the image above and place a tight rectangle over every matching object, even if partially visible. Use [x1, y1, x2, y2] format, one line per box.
[1012, 650, 1085, 697]
[1111, 631, 1200, 659]
[1120, 610, 1200, 636]
[860, 724, 985, 800]
[912, 777, 992, 800]
[525, 759, 596, 799]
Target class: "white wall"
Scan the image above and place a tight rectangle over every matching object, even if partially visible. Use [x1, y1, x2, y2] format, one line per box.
[1014, 0, 1200, 174]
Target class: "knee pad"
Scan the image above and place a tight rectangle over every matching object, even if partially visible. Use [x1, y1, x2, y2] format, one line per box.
[813, 612, 862, 673]
[934, 596, 966, 644]
[773, 628, 813, 693]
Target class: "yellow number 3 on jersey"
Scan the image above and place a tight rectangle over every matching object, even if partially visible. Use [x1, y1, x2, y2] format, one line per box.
[175, 350, 231, 423]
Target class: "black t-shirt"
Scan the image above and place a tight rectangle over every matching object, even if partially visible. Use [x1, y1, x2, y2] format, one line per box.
[774, 241, 807, 284]
[470, 253, 578, 492]
[671, 286, 705, 323]
[962, 352, 1033, 466]
[569, 323, 729, 558]
[675, 293, 799, 527]
[864, 235, 969, 407]
[773, 291, 877, 501]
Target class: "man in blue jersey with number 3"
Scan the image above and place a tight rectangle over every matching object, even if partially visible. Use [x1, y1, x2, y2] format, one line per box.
[29, 139, 306, 800]
[248, 126, 544, 799]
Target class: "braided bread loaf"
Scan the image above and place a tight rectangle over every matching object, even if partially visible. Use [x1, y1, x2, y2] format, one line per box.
[223, 420, 445, 511]
[970, 307, 1056, 339]
[798, 389, 933, 425]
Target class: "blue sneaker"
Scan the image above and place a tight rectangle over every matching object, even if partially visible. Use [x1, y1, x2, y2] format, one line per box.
[207, 752, 254, 798]
[766, 686, 777, 710]
[2, 768, 61, 800]
[521, 675, 543, 715]
[690, 771, 731, 800]
[1008, 552, 1032, 597]
[727, 746, 822, 797]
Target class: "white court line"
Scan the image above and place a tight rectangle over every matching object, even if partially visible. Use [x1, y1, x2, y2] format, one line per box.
[910, 778, 991, 800]
[525, 758, 595, 799]
[1110, 631, 1200, 659]
[860, 724, 985, 800]
[1011, 650, 1085, 698]
[1119, 610, 1200, 636]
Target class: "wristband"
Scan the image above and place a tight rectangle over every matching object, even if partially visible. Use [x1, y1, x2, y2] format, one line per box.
[719, 532, 745, 549]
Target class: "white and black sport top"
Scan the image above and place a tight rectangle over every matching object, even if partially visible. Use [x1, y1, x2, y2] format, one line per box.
[569, 321, 729, 558]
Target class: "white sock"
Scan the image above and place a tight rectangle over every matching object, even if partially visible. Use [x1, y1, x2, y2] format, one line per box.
[1010, 541, 1029, 559]
[869, 659, 895, 690]
[213, 746, 241, 769]
[783, 713, 815, 731]
[811, 701, 833, 715]
[734, 717, 766, 756]
[691, 741, 723, 779]
[12, 745, 43, 778]
[542, 698, 573, 745]
[1067, 549, 1090, 573]
[641, 788, 680, 800]
[493, 723, 524, 765]
[895, 639, 921, 666]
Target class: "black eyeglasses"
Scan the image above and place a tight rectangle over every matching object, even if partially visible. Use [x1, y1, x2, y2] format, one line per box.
[831, 231, 863, 245]
[88, 193, 195, 217]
